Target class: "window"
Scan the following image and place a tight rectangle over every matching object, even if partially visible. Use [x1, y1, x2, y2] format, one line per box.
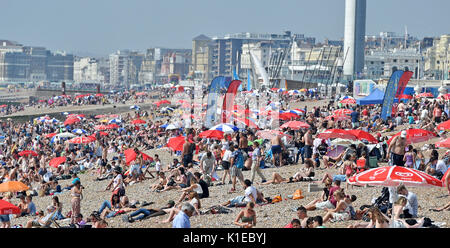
[371, 61, 374, 64]
[393, 59, 397, 63]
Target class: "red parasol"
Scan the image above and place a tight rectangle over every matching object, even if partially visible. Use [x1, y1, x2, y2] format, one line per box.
[49, 157, 66, 168]
[278, 112, 299, 121]
[436, 137, 450, 148]
[333, 109, 352, 115]
[436, 120, 450, 131]
[166, 136, 186, 151]
[131, 119, 146, 125]
[124, 148, 153, 165]
[198, 130, 224, 140]
[68, 136, 95, 144]
[316, 129, 357, 140]
[415, 92, 434, 98]
[348, 166, 443, 187]
[346, 129, 378, 144]
[280, 121, 310, 130]
[340, 98, 356, 104]
[44, 133, 58, 138]
[387, 129, 437, 145]
[0, 199, 21, 215]
[64, 117, 81, 126]
[18, 150, 38, 157]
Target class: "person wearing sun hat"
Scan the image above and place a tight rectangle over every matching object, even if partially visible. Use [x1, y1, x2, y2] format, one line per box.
[388, 130, 407, 167]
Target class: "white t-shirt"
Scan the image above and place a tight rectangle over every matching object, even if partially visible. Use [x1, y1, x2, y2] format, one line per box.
[436, 160, 448, 174]
[222, 150, 232, 162]
[244, 186, 257, 202]
[193, 183, 203, 195]
[420, 109, 429, 119]
[190, 197, 199, 207]
[155, 160, 162, 172]
[113, 174, 124, 189]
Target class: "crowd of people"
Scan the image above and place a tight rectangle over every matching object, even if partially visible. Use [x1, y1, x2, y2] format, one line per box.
[0, 86, 449, 229]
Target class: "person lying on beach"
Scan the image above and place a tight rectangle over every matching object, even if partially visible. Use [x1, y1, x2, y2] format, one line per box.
[156, 192, 202, 224]
[430, 201, 450, 212]
[259, 160, 316, 185]
[390, 197, 425, 228]
[221, 180, 259, 207]
[348, 207, 390, 228]
[234, 202, 256, 228]
[122, 200, 176, 223]
[25, 205, 57, 228]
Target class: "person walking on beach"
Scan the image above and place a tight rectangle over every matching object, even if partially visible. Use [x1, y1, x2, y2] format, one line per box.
[70, 180, 83, 225]
[387, 130, 407, 166]
[271, 134, 284, 167]
[250, 142, 266, 184]
[303, 127, 314, 165]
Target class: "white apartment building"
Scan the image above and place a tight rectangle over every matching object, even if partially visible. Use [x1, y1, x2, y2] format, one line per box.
[74, 57, 104, 83]
[364, 48, 423, 79]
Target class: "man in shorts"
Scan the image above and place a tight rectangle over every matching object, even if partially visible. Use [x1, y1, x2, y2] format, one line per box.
[388, 130, 407, 166]
[303, 128, 314, 164]
[271, 134, 284, 167]
[229, 145, 245, 192]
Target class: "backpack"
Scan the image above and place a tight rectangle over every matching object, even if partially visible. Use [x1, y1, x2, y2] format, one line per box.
[234, 150, 244, 169]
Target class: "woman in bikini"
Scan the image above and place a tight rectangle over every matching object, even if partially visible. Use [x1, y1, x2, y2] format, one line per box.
[403, 145, 415, 168]
[70, 180, 83, 225]
[390, 197, 425, 228]
[234, 202, 257, 228]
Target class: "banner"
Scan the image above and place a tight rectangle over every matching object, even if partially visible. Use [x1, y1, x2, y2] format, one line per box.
[247, 70, 252, 91]
[381, 70, 404, 121]
[395, 71, 414, 97]
[222, 80, 242, 123]
[205, 76, 225, 128]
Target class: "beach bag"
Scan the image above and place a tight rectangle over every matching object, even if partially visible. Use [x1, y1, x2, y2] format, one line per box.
[272, 195, 282, 203]
[234, 150, 244, 169]
[292, 189, 304, 200]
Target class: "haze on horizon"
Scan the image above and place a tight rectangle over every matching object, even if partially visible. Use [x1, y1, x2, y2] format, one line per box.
[1, 0, 449, 57]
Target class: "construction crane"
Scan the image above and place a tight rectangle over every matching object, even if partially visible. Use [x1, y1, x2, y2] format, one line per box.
[267, 35, 296, 88]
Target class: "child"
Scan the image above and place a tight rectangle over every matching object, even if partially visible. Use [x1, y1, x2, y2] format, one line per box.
[403, 145, 415, 168]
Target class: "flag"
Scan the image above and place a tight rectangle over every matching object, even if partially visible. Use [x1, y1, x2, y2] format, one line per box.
[222, 80, 242, 123]
[381, 70, 404, 121]
[395, 71, 414, 97]
[247, 70, 252, 91]
[205, 77, 225, 128]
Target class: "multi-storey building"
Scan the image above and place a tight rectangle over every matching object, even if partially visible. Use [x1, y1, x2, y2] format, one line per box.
[424, 34, 450, 80]
[364, 48, 423, 79]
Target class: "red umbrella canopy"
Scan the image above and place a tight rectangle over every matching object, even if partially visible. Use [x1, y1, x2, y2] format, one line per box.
[18, 150, 38, 157]
[397, 94, 413, 100]
[131, 119, 146, 125]
[68, 136, 95, 144]
[124, 148, 154, 165]
[198, 130, 224, 140]
[95, 93, 104, 97]
[333, 109, 352, 115]
[106, 124, 119, 129]
[0, 199, 21, 215]
[340, 98, 356, 104]
[436, 137, 450, 148]
[436, 120, 450, 131]
[49, 157, 66, 168]
[95, 114, 107, 119]
[167, 136, 186, 151]
[96, 131, 108, 136]
[325, 115, 351, 121]
[347, 129, 378, 144]
[387, 129, 437, 145]
[316, 129, 358, 140]
[0, 104, 7, 108]
[44, 133, 58, 138]
[416, 92, 434, 98]
[443, 93, 450, 100]
[94, 125, 108, 131]
[280, 121, 310, 130]
[348, 166, 443, 187]
[64, 117, 81, 126]
[278, 112, 299, 121]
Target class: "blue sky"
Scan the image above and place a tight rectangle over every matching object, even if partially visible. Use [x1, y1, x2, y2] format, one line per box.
[1, 0, 449, 56]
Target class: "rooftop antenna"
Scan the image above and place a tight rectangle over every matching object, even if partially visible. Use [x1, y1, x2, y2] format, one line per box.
[404, 25, 408, 49]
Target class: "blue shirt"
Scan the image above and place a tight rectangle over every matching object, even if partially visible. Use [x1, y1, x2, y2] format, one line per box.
[350, 111, 360, 123]
[172, 211, 190, 228]
[28, 202, 37, 216]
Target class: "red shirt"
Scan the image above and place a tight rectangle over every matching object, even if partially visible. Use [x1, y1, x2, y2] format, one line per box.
[329, 186, 341, 207]
[362, 109, 369, 116]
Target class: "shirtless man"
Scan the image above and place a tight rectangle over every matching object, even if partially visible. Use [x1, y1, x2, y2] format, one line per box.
[387, 131, 407, 166]
[181, 137, 194, 167]
[271, 134, 285, 167]
[303, 127, 314, 164]
[239, 132, 249, 155]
